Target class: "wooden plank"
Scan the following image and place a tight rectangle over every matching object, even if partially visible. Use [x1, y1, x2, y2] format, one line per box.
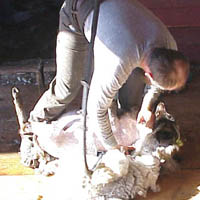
[139, 0, 173, 9]
[152, 7, 200, 27]
[172, 0, 200, 8]
[139, 0, 200, 9]
[169, 27, 200, 62]
[139, 0, 200, 27]
[0, 59, 56, 75]
[0, 153, 34, 175]
[139, 0, 200, 62]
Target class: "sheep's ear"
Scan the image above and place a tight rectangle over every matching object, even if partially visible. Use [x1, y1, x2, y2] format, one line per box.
[155, 102, 166, 118]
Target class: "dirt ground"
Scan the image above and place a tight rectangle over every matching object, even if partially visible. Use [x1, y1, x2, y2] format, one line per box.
[1, 0, 200, 199]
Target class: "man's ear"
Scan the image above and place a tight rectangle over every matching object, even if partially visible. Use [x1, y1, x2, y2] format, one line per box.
[144, 72, 153, 85]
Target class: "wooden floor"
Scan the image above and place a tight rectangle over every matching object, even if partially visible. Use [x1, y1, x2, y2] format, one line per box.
[1, 153, 200, 200]
[0, 153, 44, 200]
[0, 69, 200, 200]
[0, 153, 34, 175]
[0, 175, 44, 200]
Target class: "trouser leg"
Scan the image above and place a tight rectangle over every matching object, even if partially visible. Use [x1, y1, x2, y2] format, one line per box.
[29, 6, 89, 122]
[118, 67, 146, 112]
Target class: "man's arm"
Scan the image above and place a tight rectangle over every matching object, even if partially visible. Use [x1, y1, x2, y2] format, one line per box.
[137, 85, 162, 127]
[87, 53, 132, 150]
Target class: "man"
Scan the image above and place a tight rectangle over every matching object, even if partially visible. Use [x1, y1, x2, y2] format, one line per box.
[22, 0, 189, 166]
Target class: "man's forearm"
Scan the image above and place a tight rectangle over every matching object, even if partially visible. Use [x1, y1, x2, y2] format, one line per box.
[96, 108, 118, 149]
[141, 85, 162, 112]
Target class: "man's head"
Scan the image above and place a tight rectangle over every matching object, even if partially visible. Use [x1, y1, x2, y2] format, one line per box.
[143, 48, 190, 91]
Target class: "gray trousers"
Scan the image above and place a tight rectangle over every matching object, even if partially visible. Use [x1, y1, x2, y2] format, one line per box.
[29, 1, 146, 122]
[29, 3, 89, 122]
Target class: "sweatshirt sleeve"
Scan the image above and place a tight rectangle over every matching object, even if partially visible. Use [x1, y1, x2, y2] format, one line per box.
[87, 54, 133, 150]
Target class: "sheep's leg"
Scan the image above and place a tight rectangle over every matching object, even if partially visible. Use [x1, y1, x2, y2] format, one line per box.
[12, 87, 27, 133]
[149, 174, 161, 193]
[11, 87, 60, 172]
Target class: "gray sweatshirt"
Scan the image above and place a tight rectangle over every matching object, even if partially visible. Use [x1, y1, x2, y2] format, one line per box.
[83, 0, 177, 149]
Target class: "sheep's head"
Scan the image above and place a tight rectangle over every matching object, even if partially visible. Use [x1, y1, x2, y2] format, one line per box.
[154, 102, 180, 147]
[136, 102, 182, 162]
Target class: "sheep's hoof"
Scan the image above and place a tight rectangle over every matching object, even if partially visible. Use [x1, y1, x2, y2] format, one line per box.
[152, 184, 161, 193]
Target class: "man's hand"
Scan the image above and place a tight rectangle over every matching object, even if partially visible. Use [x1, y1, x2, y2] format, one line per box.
[113, 145, 135, 155]
[137, 108, 155, 129]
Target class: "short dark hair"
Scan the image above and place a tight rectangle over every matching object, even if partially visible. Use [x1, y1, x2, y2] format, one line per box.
[147, 48, 189, 89]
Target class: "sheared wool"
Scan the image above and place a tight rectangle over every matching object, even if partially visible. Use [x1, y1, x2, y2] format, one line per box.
[42, 144, 167, 200]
